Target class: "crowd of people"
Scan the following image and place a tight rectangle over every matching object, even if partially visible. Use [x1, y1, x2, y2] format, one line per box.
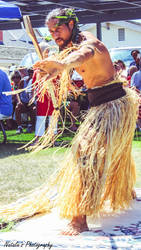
[2, 47, 140, 137]
[113, 49, 141, 131]
[0, 16, 141, 140]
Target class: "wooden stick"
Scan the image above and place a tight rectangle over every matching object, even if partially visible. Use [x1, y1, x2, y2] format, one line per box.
[23, 15, 43, 60]
[23, 15, 58, 109]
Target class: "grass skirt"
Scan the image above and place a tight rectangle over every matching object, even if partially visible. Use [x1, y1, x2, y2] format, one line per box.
[0, 87, 138, 221]
[57, 87, 138, 219]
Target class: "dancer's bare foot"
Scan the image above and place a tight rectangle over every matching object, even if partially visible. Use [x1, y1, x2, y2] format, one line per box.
[61, 215, 89, 236]
[132, 189, 137, 199]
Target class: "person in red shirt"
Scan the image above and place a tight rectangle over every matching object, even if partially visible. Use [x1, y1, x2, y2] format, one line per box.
[33, 70, 55, 139]
[33, 42, 57, 142]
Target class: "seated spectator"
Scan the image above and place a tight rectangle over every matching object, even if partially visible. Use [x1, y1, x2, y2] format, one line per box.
[0, 69, 13, 119]
[138, 97, 141, 131]
[11, 70, 21, 112]
[131, 59, 141, 91]
[127, 66, 138, 87]
[17, 67, 28, 79]
[113, 61, 127, 86]
[131, 58, 141, 130]
[129, 50, 141, 70]
[15, 68, 36, 134]
[113, 62, 121, 78]
[6, 70, 22, 130]
[115, 60, 127, 78]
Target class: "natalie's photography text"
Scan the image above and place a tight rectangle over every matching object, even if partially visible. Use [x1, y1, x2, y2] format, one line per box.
[3, 240, 53, 249]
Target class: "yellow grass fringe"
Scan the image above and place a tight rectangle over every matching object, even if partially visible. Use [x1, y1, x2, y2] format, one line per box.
[6, 45, 82, 151]
[0, 86, 138, 222]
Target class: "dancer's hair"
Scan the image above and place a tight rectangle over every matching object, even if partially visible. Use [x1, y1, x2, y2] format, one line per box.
[46, 8, 80, 44]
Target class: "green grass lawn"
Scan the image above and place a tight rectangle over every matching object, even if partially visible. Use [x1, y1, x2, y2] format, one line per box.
[132, 140, 141, 188]
[0, 144, 67, 204]
[0, 128, 140, 205]
[0, 129, 35, 144]
[0, 127, 75, 144]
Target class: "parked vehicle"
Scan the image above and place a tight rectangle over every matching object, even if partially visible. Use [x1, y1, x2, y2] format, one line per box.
[19, 52, 39, 68]
[19, 40, 57, 69]
[109, 46, 141, 69]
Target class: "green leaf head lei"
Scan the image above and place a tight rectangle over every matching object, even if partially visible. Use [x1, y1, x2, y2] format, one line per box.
[54, 9, 79, 27]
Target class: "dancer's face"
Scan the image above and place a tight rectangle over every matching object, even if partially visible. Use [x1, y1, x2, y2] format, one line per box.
[47, 18, 74, 50]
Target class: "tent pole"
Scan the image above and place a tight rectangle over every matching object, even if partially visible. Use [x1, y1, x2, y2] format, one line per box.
[96, 22, 102, 41]
[20, 20, 30, 54]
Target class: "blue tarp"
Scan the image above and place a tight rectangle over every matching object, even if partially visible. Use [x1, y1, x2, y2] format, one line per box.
[0, 0, 22, 20]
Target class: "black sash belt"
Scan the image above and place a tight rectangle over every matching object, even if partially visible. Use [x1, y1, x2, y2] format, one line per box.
[87, 82, 126, 107]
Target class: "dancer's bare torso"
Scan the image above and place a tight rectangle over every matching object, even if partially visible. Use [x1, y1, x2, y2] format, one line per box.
[75, 32, 114, 88]
[34, 31, 115, 89]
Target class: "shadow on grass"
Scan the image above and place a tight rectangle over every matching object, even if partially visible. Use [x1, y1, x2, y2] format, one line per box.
[134, 130, 141, 141]
[0, 130, 73, 159]
[0, 143, 27, 159]
[1, 127, 139, 160]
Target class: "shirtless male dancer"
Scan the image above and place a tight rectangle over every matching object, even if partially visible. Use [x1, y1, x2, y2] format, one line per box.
[33, 8, 138, 235]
